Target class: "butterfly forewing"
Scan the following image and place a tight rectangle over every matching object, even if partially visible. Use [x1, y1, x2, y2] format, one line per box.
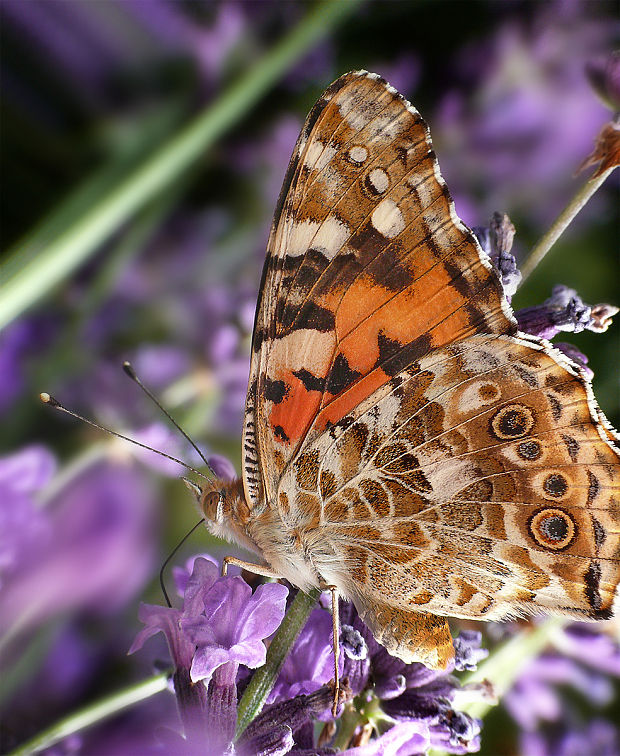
[244, 71, 516, 510]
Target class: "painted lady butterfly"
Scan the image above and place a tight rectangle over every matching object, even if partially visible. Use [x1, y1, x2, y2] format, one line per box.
[199, 71, 620, 676]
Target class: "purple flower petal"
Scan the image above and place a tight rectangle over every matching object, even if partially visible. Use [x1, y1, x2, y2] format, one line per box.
[131, 423, 194, 477]
[172, 554, 220, 599]
[559, 623, 620, 677]
[473, 212, 521, 299]
[228, 640, 269, 669]
[453, 630, 488, 672]
[235, 582, 289, 642]
[190, 645, 234, 683]
[207, 454, 237, 481]
[180, 574, 287, 683]
[238, 725, 294, 756]
[1, 457, 157, 639]
[0, 444, 57, 493]
[132, 344, 190, 389]
[183, 557, 221, 615]
[242, 687, 335, 750]
[553, 342, 594, 379]
[516, 285, 595, 340]
[129, 603, 195, 671]
[342, 720, 431, 756]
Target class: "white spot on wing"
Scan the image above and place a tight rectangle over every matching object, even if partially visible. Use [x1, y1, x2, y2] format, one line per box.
[368, 167, 389, 194]
[268, 329, 335, 376]
[313, 216, 351, 261]
[349, 145, 368, 164]
[371, 198, 405, 238]
[338, 94, 371, 131]
[287, 219, 321, 257]
[304, 140, 337, 172]
[413, 175, 438, 209]
[419, 455, 478, 499]
[371, 112, 405, 139]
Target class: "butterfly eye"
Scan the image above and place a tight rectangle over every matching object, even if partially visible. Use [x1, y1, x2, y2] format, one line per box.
[201, 490, 221, 522]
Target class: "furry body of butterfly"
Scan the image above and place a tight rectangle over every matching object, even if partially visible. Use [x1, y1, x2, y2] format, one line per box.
[199, 71, 620, 672]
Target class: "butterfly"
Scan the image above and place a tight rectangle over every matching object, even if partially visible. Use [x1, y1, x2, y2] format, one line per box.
[199, 70, 620, 680]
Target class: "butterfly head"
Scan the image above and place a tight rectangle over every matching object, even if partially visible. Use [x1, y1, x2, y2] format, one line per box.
[193, 477, 262, 557]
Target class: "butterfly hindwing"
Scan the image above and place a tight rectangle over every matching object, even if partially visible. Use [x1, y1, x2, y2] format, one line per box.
[280, 334, 619, 636]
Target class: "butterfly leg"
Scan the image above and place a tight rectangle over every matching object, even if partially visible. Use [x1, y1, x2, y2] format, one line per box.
[320, 583, 341, 717]
[221, 555, 282, 579]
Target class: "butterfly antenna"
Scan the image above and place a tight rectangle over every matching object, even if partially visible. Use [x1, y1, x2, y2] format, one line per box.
[122, 361, 217, 479]
[159, 517, 207, 607]
[40, 392, 211, 481]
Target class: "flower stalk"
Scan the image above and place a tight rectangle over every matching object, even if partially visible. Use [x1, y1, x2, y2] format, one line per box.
[8, 671, 171, 756]
[235, 587, 321, 739]
[519, 164, 617, 282]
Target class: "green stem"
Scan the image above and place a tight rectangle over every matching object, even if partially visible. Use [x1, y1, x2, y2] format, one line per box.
[332, 705, 364, 750]
[519, 165, 617, 283]
[235, 588, 320, 739]
[8, 671, 171, 756]
[0, 622, 62, 710]
[0, 0, 363, 331]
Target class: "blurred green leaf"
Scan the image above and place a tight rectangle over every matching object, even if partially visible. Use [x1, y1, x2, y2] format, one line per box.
[0, 0, 364, 331]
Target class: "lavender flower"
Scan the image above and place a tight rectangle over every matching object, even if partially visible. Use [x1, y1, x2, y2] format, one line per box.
[207, 453, 238, 481]
[515, 284, 607, 341]
[184, 575, 288, 684]
[129, 562, 488, 754]
[131, 557, 288, 752]
[522, 718, 619, 756]
[0, 445, 55, 585]
[435, 2, 614, 225]
[240, 686, 337, 756]
[268, 607, 335, 702]
[474, 212, 616, 384]
[553, 343, 594, 380]
[124, 0, 246, 85]
[0, 445, 161, 752]
[472, 212, 521, 298]
[514, 284, 617, 381]
[335, 602, 486, 754]
[0, 448, 157, 643]
[342, 721, 431, 756]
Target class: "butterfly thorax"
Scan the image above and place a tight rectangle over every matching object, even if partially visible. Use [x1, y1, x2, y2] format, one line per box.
[200, 477, 326, 592]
